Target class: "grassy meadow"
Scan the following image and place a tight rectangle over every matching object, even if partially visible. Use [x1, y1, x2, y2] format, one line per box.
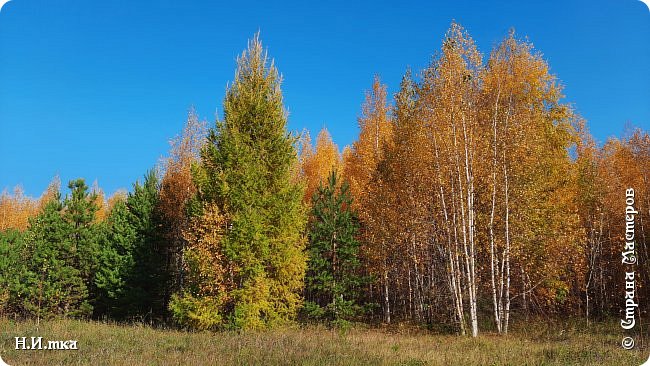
[0, 318, 647, 365]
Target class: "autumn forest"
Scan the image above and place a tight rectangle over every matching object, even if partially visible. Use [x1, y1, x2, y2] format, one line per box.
[1, 23, 648, 340]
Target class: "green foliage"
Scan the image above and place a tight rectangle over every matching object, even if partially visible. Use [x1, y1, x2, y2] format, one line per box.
[21, 190, 93, 318]
[95, 170, 167, 319]
[63, 179, 102, 306]
[0, 229, 26, 315]
[181, 34, 307, 329]
[1, 24, 645, 336]
[304, 171, 366, 322]
[93, 199, 137, 317]
[169, 293, 223, 330]
[0, 173, 167, 321]
[121, 171, 167, 319]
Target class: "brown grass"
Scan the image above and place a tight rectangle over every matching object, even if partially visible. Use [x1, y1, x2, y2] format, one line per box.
[0, 318, 646, 365]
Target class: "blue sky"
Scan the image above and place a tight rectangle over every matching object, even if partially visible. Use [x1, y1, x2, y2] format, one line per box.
[1, 0, 648, 197]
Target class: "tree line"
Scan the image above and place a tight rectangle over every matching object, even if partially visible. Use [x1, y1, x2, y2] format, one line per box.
[0, 25, 647, 336]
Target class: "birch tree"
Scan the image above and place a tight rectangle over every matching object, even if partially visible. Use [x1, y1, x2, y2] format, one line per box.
[300, 128, 342, 204]
[482, 31, 580, 331]
[343, 76, 394, 323]
[421, 22, 483, 337]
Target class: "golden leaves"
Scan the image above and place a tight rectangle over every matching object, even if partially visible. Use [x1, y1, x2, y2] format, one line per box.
[299, 128, 342, 203]
[158, 108, 207, 228]
[0, 175, 61, 231]
[182, 203, 232, 297]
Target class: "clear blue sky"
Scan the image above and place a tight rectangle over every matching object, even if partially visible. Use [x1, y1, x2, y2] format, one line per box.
[1, 0, 648, 197]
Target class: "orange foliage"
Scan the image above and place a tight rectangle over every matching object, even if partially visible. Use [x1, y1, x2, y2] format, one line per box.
[158, 108, 206, 227]
[0, 176, 61, 231]
[106, 190, 128, 213]
[299, 128, 341, 203]
[343, 76, 393, 209]
[158, 107, 207, 293]
[91, 180, 108, 222]
[0, 186, 38, 231]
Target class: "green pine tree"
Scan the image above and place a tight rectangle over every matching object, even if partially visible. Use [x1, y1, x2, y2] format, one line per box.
[93, 170, 168, 320]
[94, 198, 137, 317]
[304, 171, 366, 323]
[124, 170, 167, 319]
[0, 228, 26, 315]
[63, 179, 101, 307]
[22, 193, 92, 318]
[175, 34, 307, 329]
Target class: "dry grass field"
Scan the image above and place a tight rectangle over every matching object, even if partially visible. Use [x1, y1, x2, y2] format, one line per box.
[0, 318, 647, 365]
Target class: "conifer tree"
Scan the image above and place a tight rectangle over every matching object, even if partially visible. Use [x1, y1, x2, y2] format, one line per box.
[304, 171, 365, 323]
[95, 171, 167, 319]
[0, 229, 26, 315]
[22, 192, 92, 318]
[125, 171, 167, 318]
[63, 179, 102, 304]
[168, 202, 230, 329]
[94, 199, 137, 317]
[174, 34, 307, 329]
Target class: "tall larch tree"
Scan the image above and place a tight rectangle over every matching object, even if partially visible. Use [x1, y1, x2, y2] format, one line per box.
[175, 34, 307, 330]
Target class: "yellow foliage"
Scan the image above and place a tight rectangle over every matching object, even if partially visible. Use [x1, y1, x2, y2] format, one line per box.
[299, 128, 341, 203]
[0, 175, 60, 231]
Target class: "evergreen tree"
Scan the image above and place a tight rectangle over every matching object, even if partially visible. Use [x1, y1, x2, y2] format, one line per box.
[22, 194, 92, 318]
[304, 171, 365, 323]
[94, 170, 167, 320]
[0, 228, 26, 315]
[62, 179, 101, 307]
[93, 199, 136, 317]
[125, 171, 167, 319]
[173, 34, 307, 329]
